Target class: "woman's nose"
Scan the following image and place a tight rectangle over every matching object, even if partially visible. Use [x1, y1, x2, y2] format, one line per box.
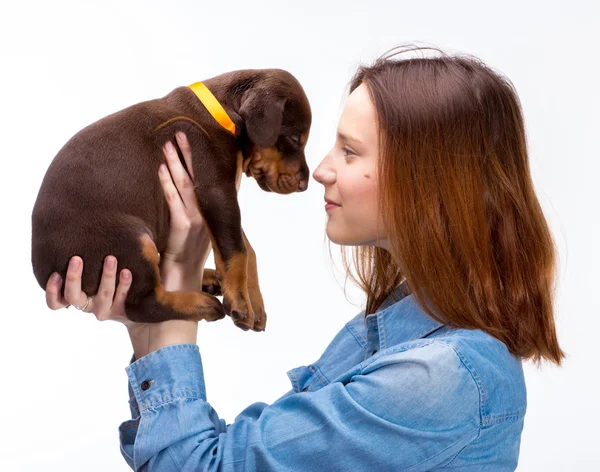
[312, 154, 336, 185]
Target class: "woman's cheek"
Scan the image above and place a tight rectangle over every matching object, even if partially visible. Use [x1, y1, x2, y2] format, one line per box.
[343, 173, 378, 224]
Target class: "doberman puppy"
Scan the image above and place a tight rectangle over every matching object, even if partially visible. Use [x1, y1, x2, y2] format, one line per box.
[31, 69, 312, 332]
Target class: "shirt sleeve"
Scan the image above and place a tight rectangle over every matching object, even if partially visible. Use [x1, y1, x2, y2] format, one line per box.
[118, 341, 481, 471]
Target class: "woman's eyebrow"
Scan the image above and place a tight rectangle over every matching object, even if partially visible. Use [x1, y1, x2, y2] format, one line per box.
[337, 131, 363, 146]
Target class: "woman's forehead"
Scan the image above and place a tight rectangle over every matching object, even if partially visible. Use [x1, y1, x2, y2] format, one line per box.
[338, 84, 377, 145]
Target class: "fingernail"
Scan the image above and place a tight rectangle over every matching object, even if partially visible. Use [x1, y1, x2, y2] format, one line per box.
[51, 273, 61, 283]
[69, 258, 80, 270]
[122, 270, 131, 280]
[164, 141, 174, 153]
[159, 164, 167, 174]
[105, 256, 115, 269]
[176, 131, 186, 141]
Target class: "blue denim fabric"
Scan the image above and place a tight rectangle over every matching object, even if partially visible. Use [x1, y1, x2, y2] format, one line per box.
[119, 283, 526, 471]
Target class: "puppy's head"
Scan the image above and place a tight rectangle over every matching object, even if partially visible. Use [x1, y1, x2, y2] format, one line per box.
[238, 70, 311, 194]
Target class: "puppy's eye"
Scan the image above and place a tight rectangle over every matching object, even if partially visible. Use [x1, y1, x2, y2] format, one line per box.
[289, 135, 301, 145]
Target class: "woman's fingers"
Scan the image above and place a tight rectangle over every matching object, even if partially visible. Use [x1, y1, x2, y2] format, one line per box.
[93, 255, 118, 320]
[112, 268, 132, 312]
[175, 131, 194, 181]
[63, 256, 91, 311]
[46, 272, 68, 310]
[45, 256, 134, 322]
[160, 144, 190, 229]
[163, 134, 199, 218]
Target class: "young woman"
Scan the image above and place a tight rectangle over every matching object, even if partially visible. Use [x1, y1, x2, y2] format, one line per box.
[45, 46, 564, 471]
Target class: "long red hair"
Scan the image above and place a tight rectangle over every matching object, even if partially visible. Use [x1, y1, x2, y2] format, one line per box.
[334, 45, 565, 366]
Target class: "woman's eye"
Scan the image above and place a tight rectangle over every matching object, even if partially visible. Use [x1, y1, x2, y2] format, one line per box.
[342, 146, 355, 159]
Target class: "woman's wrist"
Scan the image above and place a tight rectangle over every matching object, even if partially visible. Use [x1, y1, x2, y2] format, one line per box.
[147, 319, 198, 353]
[127, 325, 150, 360]
[129, 242, 205, 359]
[128, 321, 198, 360]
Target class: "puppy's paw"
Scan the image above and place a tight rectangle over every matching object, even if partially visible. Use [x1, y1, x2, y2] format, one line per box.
[223, 291, 255, 331]
[202, 268, 222, 296]
[248, 287, 267, 332]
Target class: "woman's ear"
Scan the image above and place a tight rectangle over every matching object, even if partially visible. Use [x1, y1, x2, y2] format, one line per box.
[238, 88, 285, 148]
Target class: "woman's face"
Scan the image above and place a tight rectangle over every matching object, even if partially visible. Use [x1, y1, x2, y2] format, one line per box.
[312, 83, 388, 249]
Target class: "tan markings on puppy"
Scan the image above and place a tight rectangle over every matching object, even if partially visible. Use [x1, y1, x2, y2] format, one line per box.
[257, 146, 303, 193]
[249, 146, 285, 192]
[235, 150, 244, 191]
[202, 268, 222, 295]
[242, 232, 266, 331]
[191, 202, 227, 284]
[221, 251, 256, 330]
[300, 132, 308, 146]
[249, 146, 281, 177]
[139, 233, 223, 321]
[153, 116, 210, 137]
[221, 252, 249, 298]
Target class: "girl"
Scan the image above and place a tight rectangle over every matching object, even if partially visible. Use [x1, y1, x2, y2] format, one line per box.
[45, 46, 564, 471]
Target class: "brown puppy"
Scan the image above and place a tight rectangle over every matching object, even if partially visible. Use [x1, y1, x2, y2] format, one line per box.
[31, 69, 312, 332]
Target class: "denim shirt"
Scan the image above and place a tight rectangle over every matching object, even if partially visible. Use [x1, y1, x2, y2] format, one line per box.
[119, 282, 527, 471]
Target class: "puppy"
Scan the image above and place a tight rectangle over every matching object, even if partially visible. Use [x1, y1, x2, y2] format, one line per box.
[31, 69, 312, 332]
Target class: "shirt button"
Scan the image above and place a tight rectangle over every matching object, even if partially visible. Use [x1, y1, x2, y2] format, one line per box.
[141, 380, 152, 391]
[301, 386, 309, 392]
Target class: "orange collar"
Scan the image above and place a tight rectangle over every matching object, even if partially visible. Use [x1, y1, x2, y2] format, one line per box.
[188, 82, 236, 135]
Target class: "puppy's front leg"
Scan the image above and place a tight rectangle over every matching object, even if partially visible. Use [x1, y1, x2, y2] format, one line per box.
[201, 231, 267, 332]
[242, 229, 266, 331]
[195, 184, 256, 331]
[202, 268, 222, 295]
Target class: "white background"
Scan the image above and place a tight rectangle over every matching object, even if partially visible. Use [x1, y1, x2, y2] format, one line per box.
[1, 0, 598, 470]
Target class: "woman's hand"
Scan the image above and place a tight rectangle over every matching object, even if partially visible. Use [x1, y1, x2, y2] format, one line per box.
[158, 131, 213, 292]
[44, 254, 196, 359]
[45, 254, 134, 325]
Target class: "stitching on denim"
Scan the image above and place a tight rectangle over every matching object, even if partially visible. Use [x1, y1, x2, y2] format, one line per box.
[402, 425, 480, 472]
[142, 393, 206, 412]
[125, 367, 145, 468]
[484, 410, 526, 426]
[416, 323, 446, 339]
[120, 421, 139, 431]
[345, 322, 367, 347]
[433, 341, 487, 427]
[309, 364, 330, 387]
[136, 385, 147, 469]
[144, 389, 206, 406]
[129, 344, 198, 368]
[436, 436, 476, 469]
[378, 313, 387, 350]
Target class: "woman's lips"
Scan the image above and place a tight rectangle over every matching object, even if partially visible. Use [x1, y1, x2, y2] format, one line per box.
[325, 203, 341, 212]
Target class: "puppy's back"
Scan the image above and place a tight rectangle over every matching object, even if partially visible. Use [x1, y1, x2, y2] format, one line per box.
[31, 97, 172, 295]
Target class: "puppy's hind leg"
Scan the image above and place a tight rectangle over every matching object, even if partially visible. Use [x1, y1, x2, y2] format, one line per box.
[125, 234, 225, 323]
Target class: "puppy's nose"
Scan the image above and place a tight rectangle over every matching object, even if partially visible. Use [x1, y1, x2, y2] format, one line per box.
[298, 179, 308, 191]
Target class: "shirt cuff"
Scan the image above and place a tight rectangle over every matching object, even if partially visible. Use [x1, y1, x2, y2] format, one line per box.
[127, 352, 140, 419]
[125, 344, 206, 413]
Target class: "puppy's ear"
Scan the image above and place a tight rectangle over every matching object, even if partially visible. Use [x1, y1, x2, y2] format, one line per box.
[239, 89, 285, 148]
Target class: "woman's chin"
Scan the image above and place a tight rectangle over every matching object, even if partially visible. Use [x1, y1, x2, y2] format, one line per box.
[326, 226, 385, 248]
[326, 226, 356, 246]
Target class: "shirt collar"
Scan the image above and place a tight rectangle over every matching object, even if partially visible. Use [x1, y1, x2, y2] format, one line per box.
[364, 281, 447, 350]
